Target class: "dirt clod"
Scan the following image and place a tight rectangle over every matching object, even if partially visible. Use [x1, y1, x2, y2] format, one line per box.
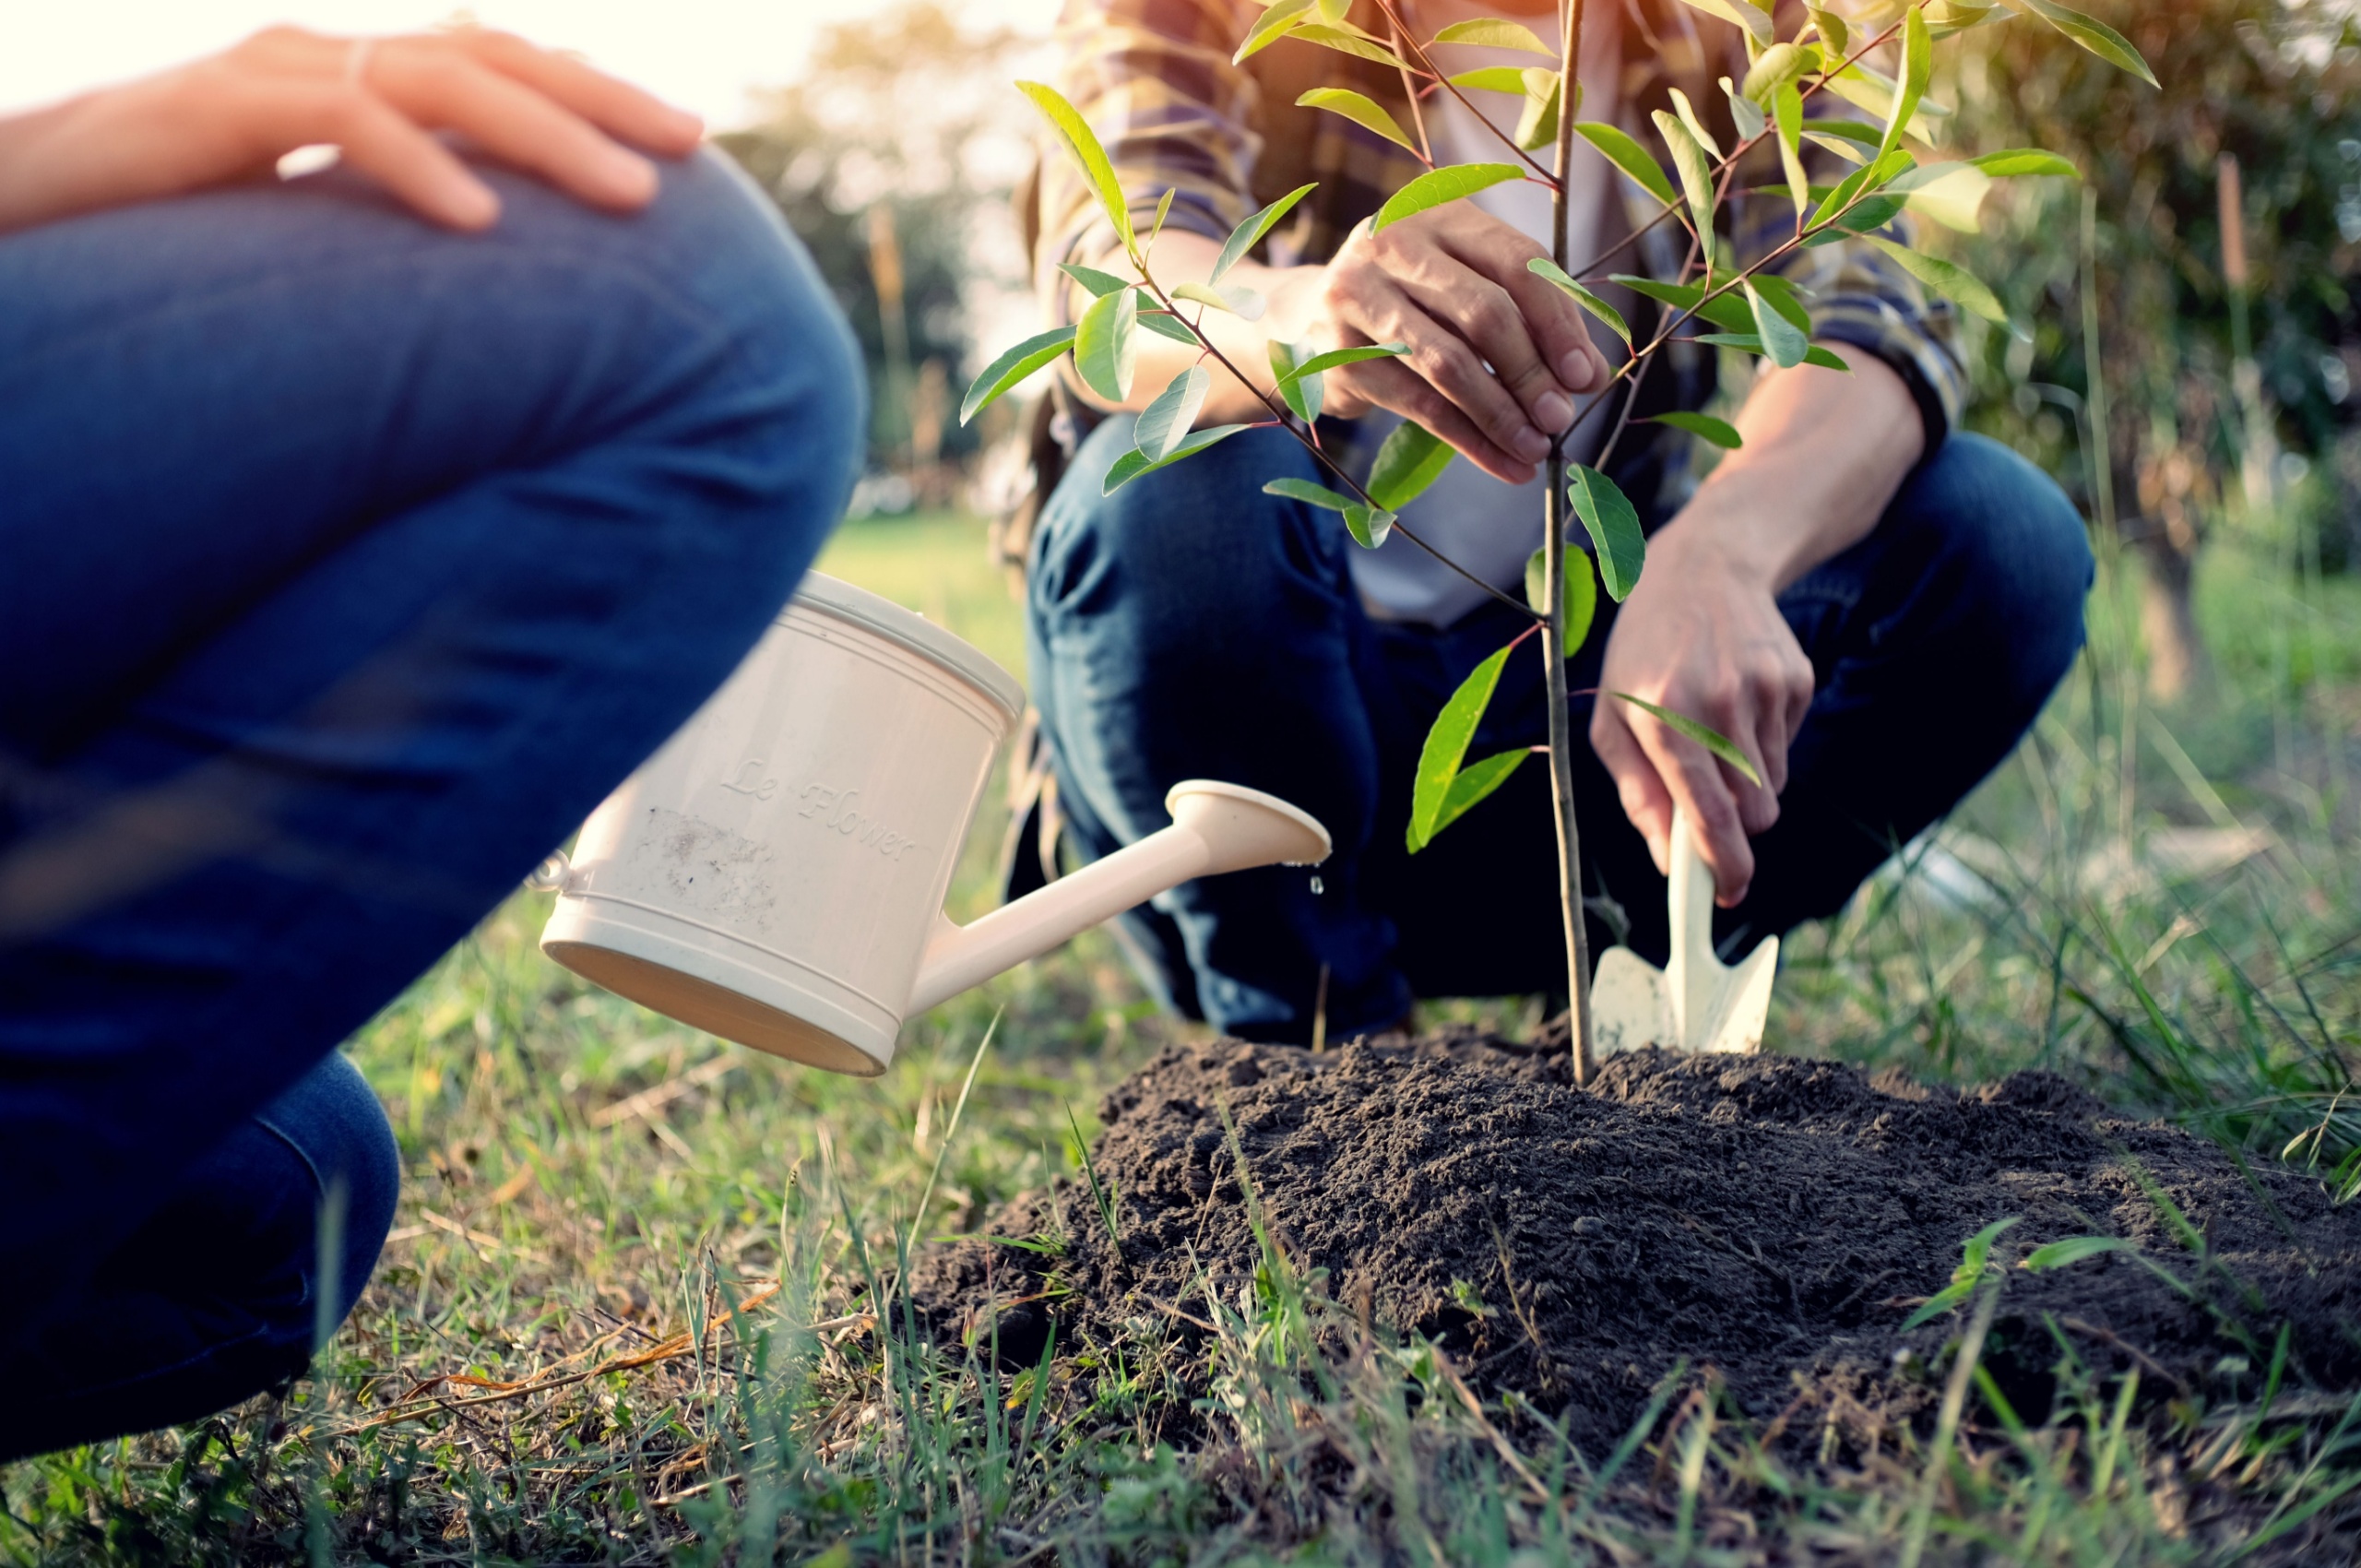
[918, 1033, 2361, 1452]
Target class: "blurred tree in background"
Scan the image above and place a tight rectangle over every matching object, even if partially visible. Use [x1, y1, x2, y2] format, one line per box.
[716, 4, 1037, 497]
[1947, 0, 2361, 697]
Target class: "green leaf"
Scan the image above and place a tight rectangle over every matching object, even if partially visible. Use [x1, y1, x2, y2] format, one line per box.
[1211, 183, 1318, 283]
[1513, 70, 1562, 151]
[1343, 503, 1398, 549]
[1691, 333, 1853, 371]
[1720, 77, 1765, 144]
[1744, 278, 1809, 368]
[1279, 342, 1410, 381]
[1831, 194, 1911, 234]
[1610, 694, 1762, 786]
[1297, 88, 1419, 154]
[1525, 543, 1598, 652]
[1740, 42, 1809, 104]
[961, 326, 1077, 424]
[1803, 133, 1870, 167]
[1016, 81, 1136, 259]
[1074, 286, 1139, 402]
[1234, 0, 1315, 64]
[1819, 63, 1949, 146]
[1293, 22, 1412, 70]
[1527, 257, 1630, 348]
[1371, 163, 1525, 233]
[1648, 410, 1744, 450]
[2017, 0, 2159, 89]
[1774, 82, 1809, 225]
[1430, 751, 1527, 840]
[1172, 280, 1265, 320]
[1268, 340, 1323, 424]
[1408, 643, 1516, 852]
[1674, 0, 1772, 47]
[1263, 476, 1357, 512]
[1807, 5, 1848, 55]
[2021, 1235, 2134, 1273]
[1959, 1217, 2023, 1277]
[1653, 111, 1720, 265]
[1610, 275, 1755, 336]
[1667, 88, 1724, 161]
[1971, 148, 2079, 180]
[1314, 0, 1350, 22]
[1448, 66, 1534, 93]
[1799, 119, 1892, 152]
[1366, 421, 1454, 511]
[1101, 423, 1247, 493]
[1809, 147, 1914, 232]
[1877, 5, 1931, 162]
[1862, 234, 2014, 330]
[1145, 187, 1175, 250]
[1900, 1278, 1975, 1332]
[1133, 364, 1210, 462]
[1575, 123, 1678, 207]
[1430, 17, 1553, 54]
[1567, 465, 1644, 600]
[1135, 309, 1203, 345]
[1060, 263, 1132, 297]
[1749, 272, 1813, 331]
[1888, 160, 1993, 233]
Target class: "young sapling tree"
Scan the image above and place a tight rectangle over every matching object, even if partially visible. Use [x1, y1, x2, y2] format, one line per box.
[964, 0, 2153, 1078]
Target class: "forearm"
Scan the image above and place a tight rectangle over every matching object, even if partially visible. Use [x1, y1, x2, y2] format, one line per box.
[1653, 344, 1925, 590]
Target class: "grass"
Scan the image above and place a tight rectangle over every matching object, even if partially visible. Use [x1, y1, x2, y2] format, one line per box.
[5, 510, 2359, 1565]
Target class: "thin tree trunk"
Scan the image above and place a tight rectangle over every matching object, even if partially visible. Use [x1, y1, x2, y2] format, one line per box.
[1547, 0, 1595, 1085]
[2129, 446, 2212, 703]
[2132, 521, 2209, 702]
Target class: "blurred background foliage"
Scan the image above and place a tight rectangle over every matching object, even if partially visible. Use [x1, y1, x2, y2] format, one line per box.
[714, 4, 1040, 503]
[1947, 0, 2361, 697]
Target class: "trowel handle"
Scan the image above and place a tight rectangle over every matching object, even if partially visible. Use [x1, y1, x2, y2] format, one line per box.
[1666, 804, 1716, 967]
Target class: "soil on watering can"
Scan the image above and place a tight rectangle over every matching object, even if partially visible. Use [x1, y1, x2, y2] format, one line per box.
[913, 1029, 2361, 1458]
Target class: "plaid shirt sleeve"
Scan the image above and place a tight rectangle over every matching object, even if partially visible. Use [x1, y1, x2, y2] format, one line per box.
[1035, 0, 1264, 324]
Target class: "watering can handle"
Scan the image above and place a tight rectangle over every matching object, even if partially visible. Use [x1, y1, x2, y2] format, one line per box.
[905, 780, 1330, 1016]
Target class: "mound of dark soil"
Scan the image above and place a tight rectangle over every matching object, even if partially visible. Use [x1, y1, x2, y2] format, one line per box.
[916, 1034, 2361, 1452]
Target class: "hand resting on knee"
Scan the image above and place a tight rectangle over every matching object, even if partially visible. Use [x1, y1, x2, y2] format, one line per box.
[0, 24, 703, 235]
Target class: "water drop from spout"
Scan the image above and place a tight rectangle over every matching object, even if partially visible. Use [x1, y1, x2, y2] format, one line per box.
[1310, 874, 1324, 896]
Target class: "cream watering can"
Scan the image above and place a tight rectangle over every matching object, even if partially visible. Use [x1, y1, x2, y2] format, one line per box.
[535, 573, 1331, 1076]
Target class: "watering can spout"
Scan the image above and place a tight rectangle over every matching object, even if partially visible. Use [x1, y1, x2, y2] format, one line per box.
[906, 781, 1331, 1016]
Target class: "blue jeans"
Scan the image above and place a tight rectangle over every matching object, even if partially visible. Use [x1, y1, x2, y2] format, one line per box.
[1027, 421, 2093, 1041]
[0, 148, 861, 1459]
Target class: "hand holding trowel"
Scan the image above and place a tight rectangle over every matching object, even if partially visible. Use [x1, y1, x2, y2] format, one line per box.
[1590, 804, 1778, 1055]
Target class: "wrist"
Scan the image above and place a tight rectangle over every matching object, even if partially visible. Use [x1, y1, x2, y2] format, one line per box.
[1649, 498, 1793, 595]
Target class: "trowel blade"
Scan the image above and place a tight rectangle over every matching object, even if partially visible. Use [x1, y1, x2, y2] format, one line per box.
[1698, 934, 1778, 1054]
[1591, 946, 1671, 1055]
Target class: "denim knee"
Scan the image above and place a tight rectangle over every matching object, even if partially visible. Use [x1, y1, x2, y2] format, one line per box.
[1030, 420, 1338, 649]
[600, 148, 867, 585]
[440, 145, 864, 599]
[253, 1051, 400, 1334]
[1898, 433, 2094, 705]
[0, 1052, 397, 1460]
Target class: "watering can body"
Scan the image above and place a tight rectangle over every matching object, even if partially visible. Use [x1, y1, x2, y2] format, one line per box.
[539, 573, 1327, 1075]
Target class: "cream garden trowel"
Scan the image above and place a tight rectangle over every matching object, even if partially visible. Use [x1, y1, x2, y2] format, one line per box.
[1590, 806, 1778, 1055]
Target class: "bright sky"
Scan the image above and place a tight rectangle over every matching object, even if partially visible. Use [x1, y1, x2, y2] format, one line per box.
[3, 0, 1062, 126]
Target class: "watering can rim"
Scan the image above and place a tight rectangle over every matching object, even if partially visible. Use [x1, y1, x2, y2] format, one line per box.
[785, 571, 1027, 724]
